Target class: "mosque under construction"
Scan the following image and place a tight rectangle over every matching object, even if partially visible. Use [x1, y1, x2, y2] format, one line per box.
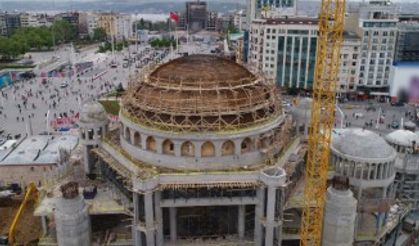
[31, 55, 419, 246]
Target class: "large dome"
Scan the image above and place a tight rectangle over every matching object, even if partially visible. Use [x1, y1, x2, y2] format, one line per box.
[122, 55, 281, 132]
[332, 128, 396, 161]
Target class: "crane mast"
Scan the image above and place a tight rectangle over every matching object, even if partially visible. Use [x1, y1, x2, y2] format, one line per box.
[299, 0, 345, 246]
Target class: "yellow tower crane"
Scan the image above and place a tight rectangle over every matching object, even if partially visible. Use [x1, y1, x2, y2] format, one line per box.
[299, 0, 345, 246]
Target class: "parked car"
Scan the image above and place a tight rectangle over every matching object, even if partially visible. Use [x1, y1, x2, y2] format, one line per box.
[391, 121, 400, 129]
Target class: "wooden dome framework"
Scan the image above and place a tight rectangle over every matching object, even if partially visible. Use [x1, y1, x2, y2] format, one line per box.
[122, 55, 282, 132]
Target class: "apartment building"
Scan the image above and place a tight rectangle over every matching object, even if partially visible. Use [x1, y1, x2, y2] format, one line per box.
[249, 17, 318, 90]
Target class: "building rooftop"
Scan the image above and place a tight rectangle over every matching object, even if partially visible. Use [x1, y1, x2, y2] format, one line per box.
[332, 128, 396, 161]
[385, 129, 419, 147]
[0, 135, 79, 165]
[263, 17, 319, 25]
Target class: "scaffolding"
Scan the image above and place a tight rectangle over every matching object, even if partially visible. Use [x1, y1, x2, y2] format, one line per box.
[122, 55, 282, 132]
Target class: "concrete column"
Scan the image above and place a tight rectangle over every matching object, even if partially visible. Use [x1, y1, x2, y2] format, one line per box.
[144, 192, 155, 246]
[388, 163, 392, 178]
[367, 164, 372, 180]
[238, 205, 245, 240]
[156, 138, 163, 154]
[357, 187, 363, 201]
[234, 139, 242, 156]
[133, 228, 142, 246]
[132, 192, 142, 246]
[154, 191, 164, 246]
[169, 207, 177, 242]
[195, 142, 202, 158]
[174, 142, 182, 157]
[83, 146, 90, 174]
[141, 135, 147, 150]
[254, 187, 265, 246]
[41, 216, 47, 235]
[265, 186, 276, 246]
[214, 141, 223, 157]
[130, 130, 135, 145]
[133, 193, 139, 223]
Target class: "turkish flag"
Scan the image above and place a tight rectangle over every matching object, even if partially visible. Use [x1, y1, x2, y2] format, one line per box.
[169, 12, 179, 23]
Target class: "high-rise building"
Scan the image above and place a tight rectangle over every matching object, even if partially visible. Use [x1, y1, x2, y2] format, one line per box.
[394, 19, 419, 64]
[186, 1, 207, 32]
[0, 12, 21, 36]
[337, 32, 361, 97]
[346, 0, 399, 96]
[249, 17, 318, 90]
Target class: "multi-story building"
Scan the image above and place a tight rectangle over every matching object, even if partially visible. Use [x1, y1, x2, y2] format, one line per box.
[77, 12, 89, 38]
[0, 12, 21, 36]
[20, 13, 53, 28]
[247, 0, 296, 23]
[249, 17, 318, 90]
[233, 10, 248, 31]
[186, 1, 207, 32]
[346, 0, 399, 97]
[207, 11, 217, 31]
[96, 12, 132, 41]
[337, 32, 361, 97]
[86, 13, 98, 37]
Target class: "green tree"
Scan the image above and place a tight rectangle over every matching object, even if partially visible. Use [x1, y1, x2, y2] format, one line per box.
[92, 27, 107, 41]
[52, 20, 77, 43]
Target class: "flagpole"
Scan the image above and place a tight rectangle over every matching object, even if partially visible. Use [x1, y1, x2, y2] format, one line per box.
[46, 109, 50, 135]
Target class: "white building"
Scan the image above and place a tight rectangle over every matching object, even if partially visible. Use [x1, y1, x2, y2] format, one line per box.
[86, 13, 98, 37]
[233, 10, 248, 31]
[249, 17, 318, 90]
[346, 0, 399, 96]
[247, 0, 296, 23]
[337, 32, 361, 97]
[20, 13, 52, 27]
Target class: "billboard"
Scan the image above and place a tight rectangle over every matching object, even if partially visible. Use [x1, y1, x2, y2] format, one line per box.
[389, 63, 419, 103]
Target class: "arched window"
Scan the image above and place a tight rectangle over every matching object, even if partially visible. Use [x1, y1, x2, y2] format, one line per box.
[201, 141, 215, 157]
[88, 129, 94, 140]
[241, 137, 253, 153]
[125, 127, 131, 143]
[146, 136, 157, 152]
[221, 140, 235, 156]
[133, 132, 141, 147]
[162, 139, 175, 155]
[181, 141, 195, 157]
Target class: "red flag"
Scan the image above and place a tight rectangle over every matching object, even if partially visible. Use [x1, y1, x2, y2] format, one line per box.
[169, 12, 179, 23]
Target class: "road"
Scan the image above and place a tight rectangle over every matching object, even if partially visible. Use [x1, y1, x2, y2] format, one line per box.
[337, 101, 417, 135]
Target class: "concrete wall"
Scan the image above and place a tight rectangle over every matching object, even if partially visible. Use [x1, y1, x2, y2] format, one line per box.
[0, 163, 58, 187]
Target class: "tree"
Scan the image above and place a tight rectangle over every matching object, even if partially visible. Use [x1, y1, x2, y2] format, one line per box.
[52, 20, 77, 43]
[139, 18, 145, 29]
[92, 27, 107, 41]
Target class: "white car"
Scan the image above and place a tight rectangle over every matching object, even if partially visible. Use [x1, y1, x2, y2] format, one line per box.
[60, 82, 69, 88]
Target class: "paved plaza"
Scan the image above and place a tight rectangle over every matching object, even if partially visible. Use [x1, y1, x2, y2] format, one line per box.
[0, 40, 218, 138]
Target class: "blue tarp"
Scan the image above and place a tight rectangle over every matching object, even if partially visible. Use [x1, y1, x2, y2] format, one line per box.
[0, 72, 12, 89]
